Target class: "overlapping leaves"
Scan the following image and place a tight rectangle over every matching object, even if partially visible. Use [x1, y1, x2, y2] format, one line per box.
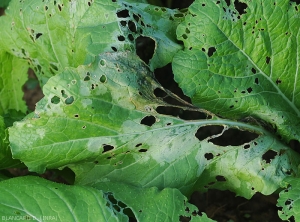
[9, 52, 300, 199]
[173, 0, 300, 143]
[0, 0, 182, 85]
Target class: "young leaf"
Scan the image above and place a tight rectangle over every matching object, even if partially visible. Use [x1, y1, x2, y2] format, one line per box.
[93, 182, 216, 221]
[0, 176, 126, 221]
[172, 0, 300, 143]
[9, 52, 300, 199]
[0, 0, 182, 85]
[277, 177, 300, 221]
[0, 50, 28, 115]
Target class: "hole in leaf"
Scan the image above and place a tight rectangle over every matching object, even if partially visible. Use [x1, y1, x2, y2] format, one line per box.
[74, 114, 79, 118]
[117, 9, 130, 18]
[234, 0, 247, 15]
[266, 56, 271, 64]
[154, 64, 192, 104]
[140, 115, 156, 126]
[128, 34, 134, 41]
[262, 150, 277, 163]
[216, 175, 226, 182]
[111, 46, 117, 52]
[156, 106, 211, 120]
[225, 0, 230, 6]
[154, 88, 167, 97]
[209, 128, 259, 146]
[243, 144, 250, 149]
[51, 96, 60, 104]
[251, 68, 257, 74]
[247, 87, 253, 93]
[290, 139, 300, 154]
[35, 33, 42, 39]
[195, 125, 224, 141]
[135, 143, 142, 147]
[276, 78, 282, 84]
[139, 149, 147, 152]
[135, 36, 155, 64]
[118, 35, 125, 41]
[204, 153, 214, 160]
[207, 47, 216, 57]
[103, 144, 114, 153]
[65, 96, 74, 105]
[61, 90, 68, 98]
[128, 20, 137, 33]
[255, 78, 259, 84]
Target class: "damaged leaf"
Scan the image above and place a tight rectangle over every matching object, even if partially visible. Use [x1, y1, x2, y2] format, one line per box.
[173, 0, 300, 143]
[9, 52, 300, 199]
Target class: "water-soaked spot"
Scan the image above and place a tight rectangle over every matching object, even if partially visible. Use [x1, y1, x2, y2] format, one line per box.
[100, 75, 107, 83]
[135, 36, 155, 64]
[207, 47, 216, 57]
[65, 96, 74, 105]
[99, 59, 106, 67]
[262, 150, 277, 163]
[209, 128, 259, 146]
[51, 96, 60, 104]
[84, 72, 90, 81]
[102, 144, 114, 153]
[195, 125, 224, 141]
[204, 153, 214, 160]
[140, 115, 156, 126]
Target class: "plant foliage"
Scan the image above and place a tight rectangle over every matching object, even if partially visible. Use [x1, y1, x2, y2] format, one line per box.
[0, 0, 299, 221]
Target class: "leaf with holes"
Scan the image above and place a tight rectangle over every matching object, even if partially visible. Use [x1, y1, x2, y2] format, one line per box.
[9, 52, 300, 199]
[277, 177, 300, 221]
[0, 176, 127, 221]
[0, 51, 28, 115]
[173, 0, 300, 143]
[0, 0, 182, 85]
[91, 182, 216, 221]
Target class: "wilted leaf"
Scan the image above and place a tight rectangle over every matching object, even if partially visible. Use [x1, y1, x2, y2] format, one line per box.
[173, 0, 300, 143]
[9, 52, 300, 199]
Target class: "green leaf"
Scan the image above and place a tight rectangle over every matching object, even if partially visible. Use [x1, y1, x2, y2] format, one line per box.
[172, 0, 300, 143]
[9, 52, 300, 198]
[92, 182, 216, 221]
[277, 177, 300, 221]
[0, 50, 28, 115]
[0, 176, 127, 221]
[0, 0, 11, 8]
[0, 0, 182, 85]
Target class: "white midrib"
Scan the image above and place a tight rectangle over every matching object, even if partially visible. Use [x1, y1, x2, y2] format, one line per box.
[292, 29, 299, 104]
